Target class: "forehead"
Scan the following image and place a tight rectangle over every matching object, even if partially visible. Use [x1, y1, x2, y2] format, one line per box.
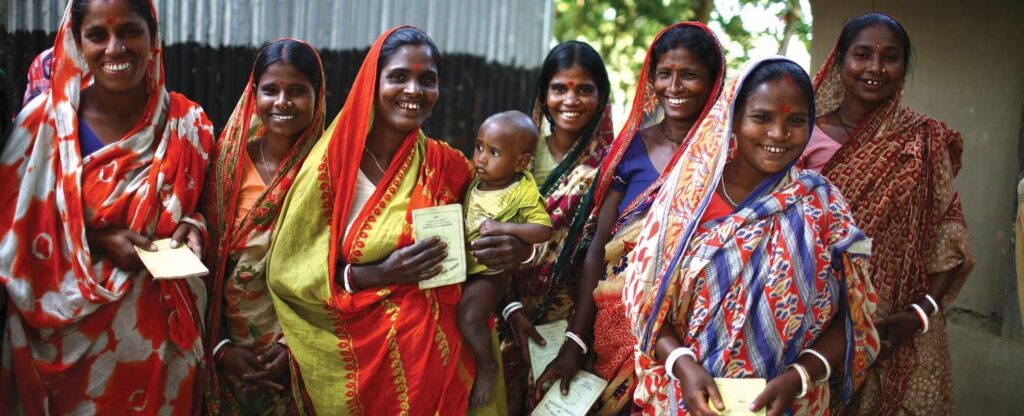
[850, 24, 903, 49]
[480, 123, 524, 148]
[258, 62, 313, 85]
[82, 0, 147, 27]
[656, 46, 707, 70]
[381, 44, 438, 71]
[743, 78, 808, 109]
[550, 64, 595, 84]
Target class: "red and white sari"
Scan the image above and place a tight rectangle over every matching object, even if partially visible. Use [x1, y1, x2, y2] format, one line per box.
[0, 1, 214, 414]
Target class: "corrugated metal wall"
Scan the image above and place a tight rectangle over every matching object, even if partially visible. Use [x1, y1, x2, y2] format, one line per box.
[2, 0, 552, 68]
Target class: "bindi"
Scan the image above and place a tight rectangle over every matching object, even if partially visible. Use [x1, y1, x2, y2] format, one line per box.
[875, 43, 881, 49]
[413, 63, 420, 71]
[784, 73, 793, 86]
[780, 102, 791, 114]
[567, 80, 575, 89]
[669, 63, 676, 70]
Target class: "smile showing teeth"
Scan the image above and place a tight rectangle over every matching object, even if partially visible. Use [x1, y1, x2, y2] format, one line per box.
[667, 97, 689, 106]
[398, 101, 421, 110]
[864, 79, 882, 86]
[104, 61, 132, 72]
[561, 111, 581, 119]
[271, 114, 294, 121]
[761, 144, 786, 154]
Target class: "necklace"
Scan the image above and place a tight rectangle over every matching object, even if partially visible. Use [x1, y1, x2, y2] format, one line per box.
[719, 180, 739, 207]
[659, 122, 685, 144]
[259, 140, 274, 179]
[834, 107, 857, 139]
[364, 148, 387, 174]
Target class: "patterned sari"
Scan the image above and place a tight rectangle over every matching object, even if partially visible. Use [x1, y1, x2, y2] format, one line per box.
[0, 1, 214, 414]
[201, 39, 326, 415]
[266, 27, 475, 415]
[811, 36, 974, 416]
[589, 22, 726, 415]
[623, 57, 880, 415]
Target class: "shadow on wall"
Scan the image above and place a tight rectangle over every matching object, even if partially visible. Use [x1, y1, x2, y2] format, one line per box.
[0, 29, 537, 157]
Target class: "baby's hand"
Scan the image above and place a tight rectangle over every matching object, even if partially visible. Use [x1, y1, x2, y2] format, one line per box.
[479, 219, 504, 237]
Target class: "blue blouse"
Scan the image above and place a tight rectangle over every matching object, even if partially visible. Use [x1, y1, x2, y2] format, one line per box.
[79, 117, 105, 157]
[609, 135, 660, 215]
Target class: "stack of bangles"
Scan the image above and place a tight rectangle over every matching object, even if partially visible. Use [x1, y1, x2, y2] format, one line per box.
[502, 302, 524, 321]
[909, 294, 940, 334]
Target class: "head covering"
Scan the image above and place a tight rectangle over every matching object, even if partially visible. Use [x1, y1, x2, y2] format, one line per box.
[623, 56, 879, 414]
[0, 0, 214, 413]
[812, 13, 973, 415]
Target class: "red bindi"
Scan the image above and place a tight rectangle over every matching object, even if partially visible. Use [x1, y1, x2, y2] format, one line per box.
[784, 73, 794, 86]
[106, 18, 114, 26]
[414, 63, 420, 71]
[567, 80, 575, 89]
[780, 102, 791, 114]
[669, 64, 676, 69]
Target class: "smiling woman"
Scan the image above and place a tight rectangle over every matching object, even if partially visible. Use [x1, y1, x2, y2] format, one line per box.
[0, 0, 214, 414]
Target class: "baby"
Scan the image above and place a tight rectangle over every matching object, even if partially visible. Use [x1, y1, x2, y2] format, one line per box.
[461, 111, 553, 406]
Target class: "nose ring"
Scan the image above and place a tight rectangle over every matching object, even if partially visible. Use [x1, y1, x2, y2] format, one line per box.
[785, 131, 791, 139]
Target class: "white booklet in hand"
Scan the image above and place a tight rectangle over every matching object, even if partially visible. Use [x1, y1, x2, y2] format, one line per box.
[533, 370, 608, 416]
[529, 320, 568, 381]
[133, 238, 209, 279]
[711, 377, 766, 416]
[411, 204, 466, 289]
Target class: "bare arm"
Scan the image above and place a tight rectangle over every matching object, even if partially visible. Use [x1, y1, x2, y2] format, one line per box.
[571, 189, 624, 337]
[480, 220, 552, 245]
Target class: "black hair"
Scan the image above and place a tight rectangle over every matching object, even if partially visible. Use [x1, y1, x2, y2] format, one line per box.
[734, 60, 815, 126]
[648, 25, 722, 83]
[836, 12, 912, 74]
[71, 0, 158, 42]
[253, 39, 323, 96]
[535, 41, 611, 136]
[377, 27, 442, 75]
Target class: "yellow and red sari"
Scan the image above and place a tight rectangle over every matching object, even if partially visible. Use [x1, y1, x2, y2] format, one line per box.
[201, 39, 326, 415]
[589, 22, 726, 414]
[0, 1, 214, 414]
[266, 27, 475, 415]
[810, 32, 974, 416]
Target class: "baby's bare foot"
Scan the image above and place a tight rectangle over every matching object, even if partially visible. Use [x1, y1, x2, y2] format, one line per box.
[470, 361, 498, 407]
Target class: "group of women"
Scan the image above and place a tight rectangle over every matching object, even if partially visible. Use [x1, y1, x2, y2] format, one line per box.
[0, 0, 972, 415]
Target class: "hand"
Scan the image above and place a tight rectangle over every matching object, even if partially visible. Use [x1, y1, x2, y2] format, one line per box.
[375, 237, 447, 286]
[170, 221, 203, 257]
[533, 341, 584, 401]
[478, 219, 505, 237]
[750, 368, 802, 416]
[507, 310, 546, 364]
[218, 344, 284, 393]
[470, 234, 531, 272]
[256, 343, 290, 384]
[670, 357, 724, 416]
[85, 226, 156, 271]
[875, 311, 924, 362]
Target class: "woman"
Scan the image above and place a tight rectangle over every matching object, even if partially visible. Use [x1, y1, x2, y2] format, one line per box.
[800, 13, 973, 415]
[0, 0, 213, 414]
[498, 40, 613, 415]
[623, 57, 879, 416]
[202, 39, 325, 415]
[532, 23, 726, 415]
[266, 26, 532, 414]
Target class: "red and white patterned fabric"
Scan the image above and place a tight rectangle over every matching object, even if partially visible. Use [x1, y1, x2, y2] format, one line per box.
[0, 1, 213, 414]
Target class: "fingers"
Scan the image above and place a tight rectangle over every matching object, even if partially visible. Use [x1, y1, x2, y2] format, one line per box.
[123, 230, 156, 251]
[559, 371, 573, 395]
[241, 371, 285, 392]
[705, 381, 725, 413]
[684, 391, 717, 416]
[527, 323, 546, 346]
[533, 369, 559, 401]
[170, 223, 190, 248]
[186, 227, 203, 257]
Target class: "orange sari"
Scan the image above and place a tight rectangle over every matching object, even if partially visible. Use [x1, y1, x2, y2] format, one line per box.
[0, 1, 213, 414]
[266, 27, 475, 415]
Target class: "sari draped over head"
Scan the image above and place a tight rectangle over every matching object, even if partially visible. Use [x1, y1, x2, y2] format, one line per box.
[623, 57, 880, 415]
[811, 29, 974, 416]
[589, 22, 725, 414]
[201, 39, 326, 415]
[0, 1, 214, 414]
[266, 26, 475, 415]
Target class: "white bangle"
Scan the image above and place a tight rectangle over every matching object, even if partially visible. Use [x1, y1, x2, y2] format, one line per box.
[342, 264, 355, 294]
[787, 363, 810, 399]
[277, 337, 288, 346]
[180, 216, 205, 232]
[521, 244, 539, 264]
[502, 302, 524, 321]
[910, 303, 929, 334]
[923, 294, 941, 316]
[799, 349, 831, 383]
[213, 339, 231, 359]
[564, 331, 587, 354]
[664, 347, 698, 381]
